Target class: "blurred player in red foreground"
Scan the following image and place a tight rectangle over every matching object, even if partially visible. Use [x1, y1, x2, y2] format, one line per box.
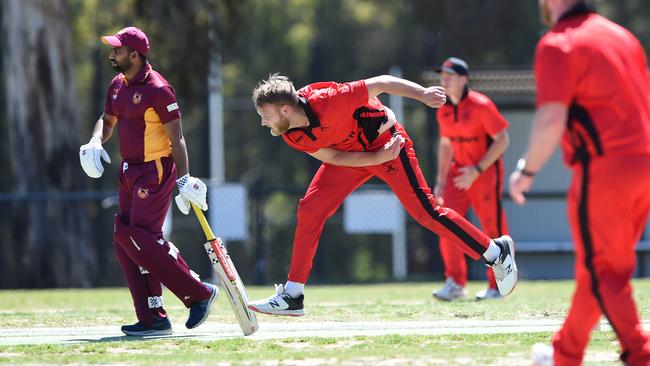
[509, 2, 650, 365]
[79, 26, 217, 336]
[432, 57, 511, 302]
[247, 73, 518, 316]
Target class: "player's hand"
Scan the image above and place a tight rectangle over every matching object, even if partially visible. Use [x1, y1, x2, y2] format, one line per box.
[421, 86, 447, 108]
[509, 170, 534, 205]
[453, 166, 479, 191]
[175, 174, 208, 214]
[376, 133, 405, 163]
[79, 137, 111, 178]
[433, 183, 445, 206]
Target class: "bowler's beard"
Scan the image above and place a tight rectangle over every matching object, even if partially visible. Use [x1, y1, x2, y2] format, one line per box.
[111, 58, 133, 73]
[539, 1, 553, 26]
[270, 116, 291, 136]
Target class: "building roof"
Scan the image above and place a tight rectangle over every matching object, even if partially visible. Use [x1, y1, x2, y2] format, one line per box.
[422, 69, 536, 107]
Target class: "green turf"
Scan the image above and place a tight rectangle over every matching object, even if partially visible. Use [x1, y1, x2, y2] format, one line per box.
[1, 280, 648, 365]
[0, 333, 625, 365]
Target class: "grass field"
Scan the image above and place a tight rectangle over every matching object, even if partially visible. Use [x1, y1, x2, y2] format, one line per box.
[1, 280, 649, 365]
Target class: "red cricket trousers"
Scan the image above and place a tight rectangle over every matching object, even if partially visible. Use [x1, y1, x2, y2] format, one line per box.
[287, 124, 492, 283]
[439, 161, 508, 288]
[552, 155, 650, 366]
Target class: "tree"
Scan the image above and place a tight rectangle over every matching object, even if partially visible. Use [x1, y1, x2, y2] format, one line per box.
[2, 0, 95, 287]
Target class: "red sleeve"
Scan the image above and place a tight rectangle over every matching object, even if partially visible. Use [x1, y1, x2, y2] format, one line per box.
[480, 99, 509, 135]
[534, 40, 574, 106]
[152, 86, 182, 123]
[282, 131, 320, 154]
[321, 80, 369, 118]
[436, 107, 451, 137]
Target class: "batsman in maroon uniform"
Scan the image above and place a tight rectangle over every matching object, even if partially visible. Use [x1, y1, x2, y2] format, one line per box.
[511, 2, 650, 365]
[247, 73, 519, 317]
[79, 27, 217, 336]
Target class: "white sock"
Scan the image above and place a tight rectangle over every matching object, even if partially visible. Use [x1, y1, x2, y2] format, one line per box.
[284, 281, 305, 298]
[482, 240, 501, 263]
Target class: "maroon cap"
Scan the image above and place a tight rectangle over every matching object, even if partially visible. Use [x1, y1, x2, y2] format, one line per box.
[101, 27, 150, 57]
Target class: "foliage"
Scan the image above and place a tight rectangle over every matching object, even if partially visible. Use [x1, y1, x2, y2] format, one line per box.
[2, 0, 650, 287]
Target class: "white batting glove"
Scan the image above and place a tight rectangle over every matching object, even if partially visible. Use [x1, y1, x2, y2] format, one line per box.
[175, 174, 208, 214]
[79, 137, 111, 178]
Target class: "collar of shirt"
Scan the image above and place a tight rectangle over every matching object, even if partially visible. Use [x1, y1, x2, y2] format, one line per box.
[285, 96, 322, 133]
[445, 86, 470, 107]
[558, 1, 595, 23]
[124, 62, 152, 85]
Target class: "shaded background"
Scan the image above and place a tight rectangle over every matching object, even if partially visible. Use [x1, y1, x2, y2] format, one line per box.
[1, 0, 649, 288]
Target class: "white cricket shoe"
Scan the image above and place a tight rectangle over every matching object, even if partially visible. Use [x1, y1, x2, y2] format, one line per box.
[489, 235, 518, 296]
[433, 278, 467, 301]
[475, 287, 502, 301]
[531, 343, 554, 366]
[247, 284, 305, 316]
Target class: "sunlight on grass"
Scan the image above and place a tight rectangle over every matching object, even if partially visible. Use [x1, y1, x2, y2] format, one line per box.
[0, 280, 648, 364]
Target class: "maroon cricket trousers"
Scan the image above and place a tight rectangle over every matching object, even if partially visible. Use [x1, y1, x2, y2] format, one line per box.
[113, 156, 210, 326]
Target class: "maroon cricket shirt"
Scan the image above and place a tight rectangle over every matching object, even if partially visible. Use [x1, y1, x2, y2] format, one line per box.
[104, 62, 181, 164]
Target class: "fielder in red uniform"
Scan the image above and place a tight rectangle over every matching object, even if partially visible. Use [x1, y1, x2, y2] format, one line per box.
[79, 27, 218, 336]
[247, 73, 519, 316]
[432, 57, 510, 302]
[509, 2, 650, 365]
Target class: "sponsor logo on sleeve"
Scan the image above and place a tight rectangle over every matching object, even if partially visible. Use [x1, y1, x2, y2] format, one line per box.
[166, 102, 179, 112]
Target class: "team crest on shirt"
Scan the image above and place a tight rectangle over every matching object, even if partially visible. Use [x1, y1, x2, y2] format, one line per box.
[137, 187, 149, 199]
[132, 92, 143, 105]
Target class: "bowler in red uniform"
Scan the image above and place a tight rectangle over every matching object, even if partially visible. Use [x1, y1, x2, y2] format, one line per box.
[79, 26, 217, 336]
[247, 73, 519, 316]
[510, 2, 650, 365]
[433, 57, 510, 302]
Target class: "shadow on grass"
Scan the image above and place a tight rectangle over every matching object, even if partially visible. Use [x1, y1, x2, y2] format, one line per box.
[68, 334, 200, 343]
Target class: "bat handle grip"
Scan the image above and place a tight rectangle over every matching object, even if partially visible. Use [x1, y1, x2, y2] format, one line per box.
[191, 202, 216, 241]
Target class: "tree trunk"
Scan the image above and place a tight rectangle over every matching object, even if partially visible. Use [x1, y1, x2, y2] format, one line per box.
[2, 0, 95, 287]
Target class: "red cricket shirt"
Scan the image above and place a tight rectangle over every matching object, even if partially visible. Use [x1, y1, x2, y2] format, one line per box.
[282, 81, 391, 153]
[104, 62, 182, 163]
[436, 89, 509, 167]
[535, 5, 650, 165]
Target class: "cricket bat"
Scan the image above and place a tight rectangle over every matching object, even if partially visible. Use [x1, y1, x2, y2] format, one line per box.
[191, 203, 259, 336]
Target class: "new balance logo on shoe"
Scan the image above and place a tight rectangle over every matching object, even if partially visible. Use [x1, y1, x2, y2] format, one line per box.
[489, 235, 518, 296]
[248, 284, 305, 316]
